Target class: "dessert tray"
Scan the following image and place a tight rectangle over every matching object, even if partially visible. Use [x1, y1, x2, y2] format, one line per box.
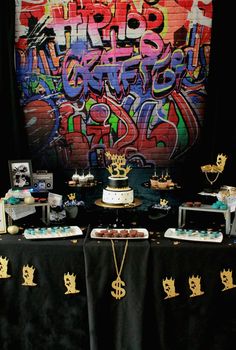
[67, 181, 97, 188]
[142, 181, 180, 190]
[23, 226, 83, 240]
[164, 228, 223, 243]
[90, 228, 149, 239]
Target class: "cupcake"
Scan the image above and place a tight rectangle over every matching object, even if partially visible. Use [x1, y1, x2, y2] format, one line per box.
[165, 171, 173, 187]
[78, 173, 87, 186]
[72, 169, 80, 183]
[150, 173, 159, 188]
[157, 175, 168, 189]
[85, 171, 95, 185]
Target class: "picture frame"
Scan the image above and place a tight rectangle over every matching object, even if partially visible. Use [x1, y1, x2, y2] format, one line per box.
[8, 160, 33, 190]
[0, 201, 6, 233]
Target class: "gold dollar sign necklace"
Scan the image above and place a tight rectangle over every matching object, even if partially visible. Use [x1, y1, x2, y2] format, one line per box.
[111, 239, 128, 300]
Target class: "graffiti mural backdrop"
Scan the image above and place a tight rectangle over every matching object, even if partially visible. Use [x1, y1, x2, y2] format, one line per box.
[15, 0, 213, 169]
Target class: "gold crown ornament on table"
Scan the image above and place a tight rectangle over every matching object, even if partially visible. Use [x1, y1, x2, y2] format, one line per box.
[201, 153, 227, 186]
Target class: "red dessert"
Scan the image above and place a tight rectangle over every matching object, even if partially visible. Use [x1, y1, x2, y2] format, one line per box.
[120, 229, 129, 237]
[129, 229, 138, 237]
[96, 229, 107, 237]
[136, 230, 144, 237]
[104, 230, 113, 237]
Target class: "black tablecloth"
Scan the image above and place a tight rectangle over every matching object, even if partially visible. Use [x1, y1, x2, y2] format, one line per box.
[0, 234, 90, 350]
[148, 233, 236, 350]
[1, 231, 236, 350]
[83, 234, 150, 350]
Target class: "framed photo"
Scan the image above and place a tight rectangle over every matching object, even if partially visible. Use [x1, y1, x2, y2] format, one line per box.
[8, 160, 33, 190]
[0, 201, 6, 233]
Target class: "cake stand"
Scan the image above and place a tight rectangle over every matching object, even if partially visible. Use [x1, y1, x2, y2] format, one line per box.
[141, 181, 181, 220]
[95, 198, 142, 227]
[66, 180, 101, 204]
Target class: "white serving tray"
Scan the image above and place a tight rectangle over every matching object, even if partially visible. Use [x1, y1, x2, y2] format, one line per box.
[23, 226, 83, 240]
[164, 228, 223, 243]
[90, 228, 149, 240]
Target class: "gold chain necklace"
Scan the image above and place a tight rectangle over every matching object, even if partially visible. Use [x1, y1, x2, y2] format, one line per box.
[204, 171, 220, 185]
[111, 239, 128, 300]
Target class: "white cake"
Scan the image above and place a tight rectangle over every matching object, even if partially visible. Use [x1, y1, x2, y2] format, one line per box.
[102, 151, 134, 205]
[102, 176, 134, 205]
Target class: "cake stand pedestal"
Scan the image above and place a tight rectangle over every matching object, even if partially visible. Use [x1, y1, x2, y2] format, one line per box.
[94, 198, 142, 227]
[141, 181, 181, 220]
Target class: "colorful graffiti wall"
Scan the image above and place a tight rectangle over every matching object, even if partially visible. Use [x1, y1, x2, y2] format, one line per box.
[15, 0, 213, 169]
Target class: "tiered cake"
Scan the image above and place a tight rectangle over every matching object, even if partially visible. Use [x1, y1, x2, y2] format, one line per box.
[102, 152, 134, 205]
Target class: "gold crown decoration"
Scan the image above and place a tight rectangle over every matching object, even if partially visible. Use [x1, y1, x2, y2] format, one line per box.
[105, 151, 132, 177]
[64, 272, 80, 294]
[201, 153, 228, 173]
[67, 193, 76, 201]
[0, 256, 11, 279]
[22, 264, 37, 286]
[160, 198, 169, 207]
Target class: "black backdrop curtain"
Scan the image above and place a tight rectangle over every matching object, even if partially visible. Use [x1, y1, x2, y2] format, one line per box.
[0, 0, 234, 196]
[180, 0, 235, 192]
[201, 0, 235, 184]
[0, 0, 29, 195]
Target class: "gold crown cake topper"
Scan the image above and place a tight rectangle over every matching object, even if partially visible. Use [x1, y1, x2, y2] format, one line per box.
[105, 151, 131, 177]
[201, 153, 227, 173]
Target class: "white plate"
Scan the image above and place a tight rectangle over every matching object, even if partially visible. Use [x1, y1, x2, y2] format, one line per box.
[164, 228, 223, 243]
[23, 226, 83, 240]
[90, 228, 149, 240]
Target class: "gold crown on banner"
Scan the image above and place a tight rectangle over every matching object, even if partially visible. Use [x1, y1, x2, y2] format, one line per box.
[105, 151, 131, 177]
[201, 153, 227, 173]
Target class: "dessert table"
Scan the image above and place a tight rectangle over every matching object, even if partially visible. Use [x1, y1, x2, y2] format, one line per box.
[0, 233, 90, 350]
[1, 227, 236, 349]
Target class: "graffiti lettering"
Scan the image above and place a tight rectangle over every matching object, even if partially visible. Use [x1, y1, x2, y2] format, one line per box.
[49, 1, 164, 46]
[62, 32, 186, 100]
[14, 0, 212, 168]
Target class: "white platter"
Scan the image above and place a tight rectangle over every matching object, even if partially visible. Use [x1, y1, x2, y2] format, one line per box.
[90, 228, 149, 240]
[23, 226, 83, 240]
[164, 228, 223, 243]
